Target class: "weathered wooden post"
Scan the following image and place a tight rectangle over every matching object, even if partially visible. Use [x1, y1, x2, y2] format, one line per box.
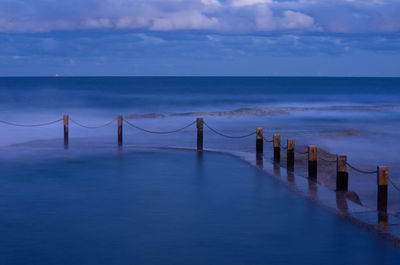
[197, 118, 203, 151]
[63, 115, 69, 148]
[256, 128, 263, 154]
[117, 115, 123, 146]
[287, 139, 295, 171]
[336, 155, 348, 191]
[308, 146, 317, 180]
[273, 134, 281, 163]
[377, 166, 389, 213]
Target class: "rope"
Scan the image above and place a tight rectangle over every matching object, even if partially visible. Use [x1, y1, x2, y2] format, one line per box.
[319, 156, 338, 163]
[70, 118, 116, 129]
[124, 120, 196, 134]
[0, 118, 63, 127]
[389, 178, 400, 193]
[280, 145, 288, 150]
[346, 162, 377, 174]
[203, 122, 256, 139]
[295, 149, 309, 155]
[264, 137, 274, 143]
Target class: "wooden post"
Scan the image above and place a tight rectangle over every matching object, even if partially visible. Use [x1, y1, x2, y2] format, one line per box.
[118, 115, 123, 146]
[287, 139, 295, 171]
[336, 155, 348, 191]
[63, 115, 69, 148]
[256, 128, 263, 154]
[377, 166, 389, 213]
[197, 118, 203, 151]
[273, 134, 281, 163]
[308, 146, 317, 180]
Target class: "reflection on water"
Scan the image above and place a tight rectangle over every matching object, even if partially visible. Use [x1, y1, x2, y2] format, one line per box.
[308, 179, 318, 199]
[273, 162, 281, 177]
[336, 192, 349, 213]
[256, 153, 263, 169]
[0, 149, 399, 265]
[287, 170, 295, 185]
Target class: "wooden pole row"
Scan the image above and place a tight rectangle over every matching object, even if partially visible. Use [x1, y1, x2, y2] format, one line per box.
[251, 132, 389, 214]
[63, 115, 390, 214]
[64, 115, 124, 147]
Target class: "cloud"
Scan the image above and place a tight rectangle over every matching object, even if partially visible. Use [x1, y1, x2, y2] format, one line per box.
[0, 0, 399, 34]
[1, 32, 400, 76]
[201, 0, 221, 6]
[231, 0, 273, 7]
[150, 11, 219, 31]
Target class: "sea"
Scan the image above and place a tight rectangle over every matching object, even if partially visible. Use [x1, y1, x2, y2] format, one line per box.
[2, 149, 400, 265]
[0, 77, 399, 212]
[1, 77, 400, 264]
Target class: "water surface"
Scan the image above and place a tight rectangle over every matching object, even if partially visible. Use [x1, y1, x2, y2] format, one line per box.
[0, 77, 399, 213]
[0, 149, 399, 265]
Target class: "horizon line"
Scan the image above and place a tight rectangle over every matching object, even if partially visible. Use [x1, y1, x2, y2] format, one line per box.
[0, 75, 400, 79]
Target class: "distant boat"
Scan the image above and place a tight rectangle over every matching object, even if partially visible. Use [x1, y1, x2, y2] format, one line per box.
[54, 74, 65, 77]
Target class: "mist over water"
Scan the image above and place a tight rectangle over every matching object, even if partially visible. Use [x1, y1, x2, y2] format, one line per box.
[1, 76, 400, 212]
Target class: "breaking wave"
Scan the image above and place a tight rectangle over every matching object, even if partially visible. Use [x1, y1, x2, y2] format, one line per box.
[124, 105, 400, 119]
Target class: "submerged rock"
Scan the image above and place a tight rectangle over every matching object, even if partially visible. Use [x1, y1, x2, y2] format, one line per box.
[346, 191, 363, 206]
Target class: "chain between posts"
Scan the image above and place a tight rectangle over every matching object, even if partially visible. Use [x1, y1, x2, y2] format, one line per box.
[319, 156, 338, 163]
[70, 118, 116, 129]
[0, 116, 397, 189]
[389, 178, 400, 193]
[0, 118, 63, 127]
[203, 122, 256, 139]
[346, 162, 378, 174]
[124, 119, 196, 134]
[295, 149, 309, 155]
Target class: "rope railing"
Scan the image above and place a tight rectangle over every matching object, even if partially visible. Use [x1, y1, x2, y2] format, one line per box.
[389, 178, 400, 192]
[319, 156, 338, 163]
[346, 162, 378, 174]
[0, 114, 398, 209]
[124, 119, 196, 134]
[0, 118, 63, 127]
[264, 137, 274, 143]
[70, 118, 116, 129]
[295, 149, 309, 155]
[203, 122, 256, 139]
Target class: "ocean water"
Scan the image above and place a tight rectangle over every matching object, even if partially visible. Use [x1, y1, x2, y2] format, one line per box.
[1, 149, 400, 265]
[0, 77, 400, 213]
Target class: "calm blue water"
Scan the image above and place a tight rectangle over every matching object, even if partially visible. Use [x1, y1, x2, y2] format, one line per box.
[0, 77, 399, 212]
[0, 77, 399, 113]
[0, 149, 399, 265]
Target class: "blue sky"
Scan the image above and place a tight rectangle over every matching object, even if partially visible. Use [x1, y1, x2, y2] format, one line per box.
[0, 0, 400, 76]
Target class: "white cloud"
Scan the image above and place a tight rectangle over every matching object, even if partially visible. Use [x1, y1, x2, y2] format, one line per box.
[231, 0, 273, 7]
[150, 11, 219, 30]
[201, 0, 221, 6]
[0, 0, 398, 34]
[254, 5, 276, 30]
[278, 10, 316, 30]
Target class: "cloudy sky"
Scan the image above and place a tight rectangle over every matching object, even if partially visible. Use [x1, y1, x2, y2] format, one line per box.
[0, 0, 399, 76]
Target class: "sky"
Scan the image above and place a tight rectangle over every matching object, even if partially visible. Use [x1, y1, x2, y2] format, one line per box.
[0, 0, 400, 76]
